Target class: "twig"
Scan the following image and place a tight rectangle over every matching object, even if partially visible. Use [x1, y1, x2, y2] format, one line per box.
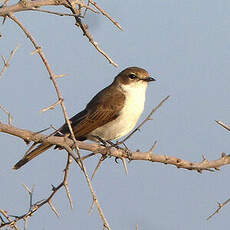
[40, 99, 63, 112]
[66, 3, 118, 67]
[89, 0, 123, 31]
[22, 184, 34, 207]
[29, 8, 82, 17]
[207, 197, 230, 220]
[119, 96, 170, 144]
[0, 151, 72, 228]
[63, 154, 73, 209]
[0, 104, 13, 125]
[0, 45, 19, 78]
[29, 7, 98, 17]
[216, 120, 230, 132]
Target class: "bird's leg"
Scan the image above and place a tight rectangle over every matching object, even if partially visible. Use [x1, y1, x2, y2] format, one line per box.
[93, 136, 108, 146]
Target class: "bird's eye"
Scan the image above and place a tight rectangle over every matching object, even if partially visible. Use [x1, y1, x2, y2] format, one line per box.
[128, 74, 136, 79]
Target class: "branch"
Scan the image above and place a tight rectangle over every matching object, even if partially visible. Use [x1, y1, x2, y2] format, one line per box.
[207, 197, 230, 220]
[0, 0, 67, 15]
[0, 153, 72, 228]
[65, 1, 118, 67]
[1, 122, 230, 173]
[1, 0, 118, 67]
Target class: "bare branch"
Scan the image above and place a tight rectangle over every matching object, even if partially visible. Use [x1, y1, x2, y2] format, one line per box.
[207, 197, 230, 220]
[1, 123, 230, 173]
[66, 3, 118, 67]
[1, 0, 118, 67]
[0, 0, 66, 15]
[0, 150, 72, 228]
[7, 13, 111, 229]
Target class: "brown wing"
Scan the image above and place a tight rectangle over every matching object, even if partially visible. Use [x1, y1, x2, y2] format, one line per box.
[58, 85, 125, 140]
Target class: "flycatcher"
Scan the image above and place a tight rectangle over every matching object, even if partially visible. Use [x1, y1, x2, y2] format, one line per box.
[13, 67, 155, 169]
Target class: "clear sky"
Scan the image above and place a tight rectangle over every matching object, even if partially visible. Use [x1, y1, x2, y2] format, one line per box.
[1, 0, 230, 229]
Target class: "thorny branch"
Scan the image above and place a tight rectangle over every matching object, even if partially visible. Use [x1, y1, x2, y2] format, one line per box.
[207, 197, 230, 220]
[206, 121, 230, 220]
[8, 11, 111, 230]
[1, 0, 230, 226]
[1, 122, 230, 173]
[0, 0, 119, 67]
[1, 114, 230, 228]
[0, 153, 73, 228]
[65, 1, 118, 67]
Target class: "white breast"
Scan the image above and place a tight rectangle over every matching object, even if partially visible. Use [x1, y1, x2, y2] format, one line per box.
[89, 82, 147, 141]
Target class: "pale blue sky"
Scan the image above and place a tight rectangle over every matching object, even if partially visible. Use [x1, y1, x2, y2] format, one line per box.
[1, 1, 230, 229]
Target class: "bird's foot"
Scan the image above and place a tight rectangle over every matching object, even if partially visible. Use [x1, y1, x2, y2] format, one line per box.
[110, 141, 132, 162]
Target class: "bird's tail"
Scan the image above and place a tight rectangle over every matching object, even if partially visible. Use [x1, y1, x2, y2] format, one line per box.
[13, 143, 53, 170]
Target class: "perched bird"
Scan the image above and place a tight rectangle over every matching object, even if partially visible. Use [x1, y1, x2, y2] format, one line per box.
[13, 67, 155, 169]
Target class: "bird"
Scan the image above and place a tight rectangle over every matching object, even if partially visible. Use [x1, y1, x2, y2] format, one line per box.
[13, 67, 155, 169]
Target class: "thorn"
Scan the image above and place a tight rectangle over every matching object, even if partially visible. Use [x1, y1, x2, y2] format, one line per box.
[51, 184, 56, 191]
[91, 155, 107, 180]
[149, 140, 157, 152]
[88, 199, 95, 215]
[2, 16, 7, 25]
[121, 157, 128, 175]
[31, 47, 41, 55]
[55, 74, 68, 78]
[48, 200, 59, 218]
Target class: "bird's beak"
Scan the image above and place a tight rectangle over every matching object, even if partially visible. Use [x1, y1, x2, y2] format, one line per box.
[145, 77, 156, 82]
